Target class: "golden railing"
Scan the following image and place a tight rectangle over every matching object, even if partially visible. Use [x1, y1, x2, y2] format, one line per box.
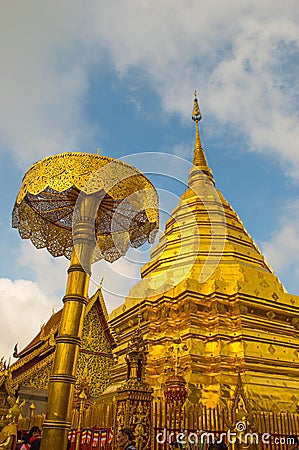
[16, 400, 299, 450]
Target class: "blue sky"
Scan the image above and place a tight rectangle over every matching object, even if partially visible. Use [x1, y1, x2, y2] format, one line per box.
[0, 0, 299, 359]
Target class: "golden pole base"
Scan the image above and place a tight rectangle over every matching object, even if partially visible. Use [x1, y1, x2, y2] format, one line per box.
[41, 251, 90, 450]
[41, 194, 98, 450]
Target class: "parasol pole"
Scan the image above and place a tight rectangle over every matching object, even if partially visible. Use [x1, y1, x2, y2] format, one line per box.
[41, 194, 98, 450]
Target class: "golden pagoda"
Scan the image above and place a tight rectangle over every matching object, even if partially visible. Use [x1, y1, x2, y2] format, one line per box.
[3, 93, 299, 446]
[108, 92, 299, 416]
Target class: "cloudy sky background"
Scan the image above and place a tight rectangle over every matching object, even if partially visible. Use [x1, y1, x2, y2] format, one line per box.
[0, 0, 299, 360]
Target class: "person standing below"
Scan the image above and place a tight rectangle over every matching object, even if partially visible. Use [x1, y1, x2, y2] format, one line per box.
[30, 437, 41, 450]
[29, 426, 41, 450]
[117, 428, 136, 450]
[16, 426, 41, 450]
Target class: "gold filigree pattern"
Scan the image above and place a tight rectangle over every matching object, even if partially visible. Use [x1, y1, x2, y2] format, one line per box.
[76, 352, 112, 398]
[74, 300, 114, 397]
[21, 355, 52, 390]
[15, 153, 154, 203]
[12, 152, 159, 263]
[132, 403, 151, 450]
[115, 397, 152, 450]
[81, 308, 111, 353]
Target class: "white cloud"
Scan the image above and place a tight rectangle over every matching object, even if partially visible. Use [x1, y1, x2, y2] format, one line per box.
[0, 244, 147, 358]
[0, 243, 68, 359]
[18, 241, 69, 301]
[1, 0, 298, 176]
[0, 1, 98, 168]
[2, 242, 131, 356]
[90, 257, 140, 312]
[262, 200, 299, 292]
[207, 15, 299, 176]
[0, 278, 56, 360]
[91, 0, 299, 176]
[17, 240, 138, 314]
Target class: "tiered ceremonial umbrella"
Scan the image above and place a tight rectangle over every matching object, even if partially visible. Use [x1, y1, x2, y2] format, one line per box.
[12, 152, 159, 450]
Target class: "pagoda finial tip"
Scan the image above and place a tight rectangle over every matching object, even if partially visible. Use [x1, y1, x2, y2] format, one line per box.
[192, 90, 202, 122]
[189, 90, 215, 185]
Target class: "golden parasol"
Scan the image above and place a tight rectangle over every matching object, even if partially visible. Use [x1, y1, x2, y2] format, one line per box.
[12, 151, 159, 450]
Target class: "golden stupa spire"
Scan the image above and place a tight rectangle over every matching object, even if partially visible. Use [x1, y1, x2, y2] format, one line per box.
[189, 90, 214, 185]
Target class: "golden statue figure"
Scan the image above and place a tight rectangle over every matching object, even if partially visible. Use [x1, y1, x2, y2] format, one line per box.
[0, 397, 25, 450]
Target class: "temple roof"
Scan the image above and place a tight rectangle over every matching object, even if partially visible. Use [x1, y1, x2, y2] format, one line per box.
[10, 287, 115, 385]
[15, 310, 61, 359]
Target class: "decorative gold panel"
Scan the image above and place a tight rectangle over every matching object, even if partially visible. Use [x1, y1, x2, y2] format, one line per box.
[22, 357, 52, 390]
